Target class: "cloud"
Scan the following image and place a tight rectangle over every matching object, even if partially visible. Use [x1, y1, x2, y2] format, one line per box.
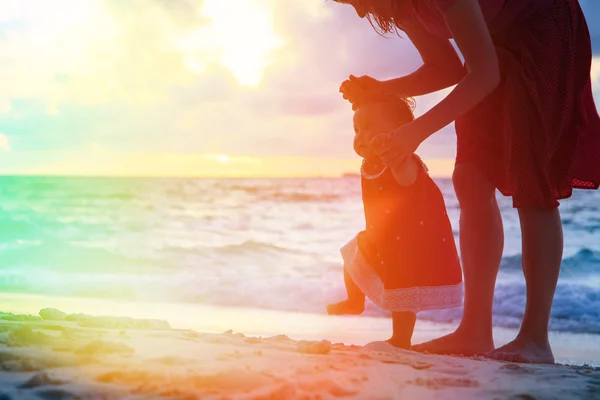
[591, 57, 600, 87]
[8, 0, 418, 156]
[0, 99, 10, 115]
[0, 0, 437, 162]
[591, 57, 600, 113]
[580, 1, 600, 55]
[0, 133, 10, 151]
[0, 0, 598, 176]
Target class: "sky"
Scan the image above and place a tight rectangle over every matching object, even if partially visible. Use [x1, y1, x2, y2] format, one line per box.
[0, 0, 598, 178]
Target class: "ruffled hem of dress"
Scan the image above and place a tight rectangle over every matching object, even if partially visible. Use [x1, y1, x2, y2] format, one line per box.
[341, 236, 463, 312]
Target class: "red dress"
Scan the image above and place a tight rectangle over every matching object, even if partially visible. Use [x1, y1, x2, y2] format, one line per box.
[411, 0, 600, 208]
[341, 156, 463, 312]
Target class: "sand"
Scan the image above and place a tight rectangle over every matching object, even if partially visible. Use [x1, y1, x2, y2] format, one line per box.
[0, 309, 598, 400]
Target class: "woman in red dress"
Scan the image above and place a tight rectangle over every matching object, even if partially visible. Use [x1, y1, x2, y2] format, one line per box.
[333, 0, 600, 364]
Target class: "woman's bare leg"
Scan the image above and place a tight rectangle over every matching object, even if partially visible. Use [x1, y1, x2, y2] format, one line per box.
[487, 207, 562, 364]
[412, 164, 502, 355]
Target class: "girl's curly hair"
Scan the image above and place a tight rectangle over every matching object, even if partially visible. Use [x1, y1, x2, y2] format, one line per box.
[356, 91, 416, 124]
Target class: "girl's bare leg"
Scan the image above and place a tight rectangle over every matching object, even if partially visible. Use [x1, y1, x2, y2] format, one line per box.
[387, 312, 416, 349]
[326, 267, 366, 315]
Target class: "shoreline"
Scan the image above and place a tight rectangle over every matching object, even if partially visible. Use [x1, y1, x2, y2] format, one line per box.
[0, 306, 598, 399]
[0, 292, 599, 367]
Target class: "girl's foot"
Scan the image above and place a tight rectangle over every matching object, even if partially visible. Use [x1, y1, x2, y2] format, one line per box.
[326, 299, 365, 315]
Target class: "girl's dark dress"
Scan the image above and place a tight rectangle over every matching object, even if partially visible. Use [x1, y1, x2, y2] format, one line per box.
[342, 156, 463, 312]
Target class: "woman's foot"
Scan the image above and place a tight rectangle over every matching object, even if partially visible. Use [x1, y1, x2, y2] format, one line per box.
[411, 329, 494, 357]
[484, 337, 555, 364]
[326, 299, 365, 315]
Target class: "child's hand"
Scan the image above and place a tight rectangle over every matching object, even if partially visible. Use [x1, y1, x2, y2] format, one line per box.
[370, 123, 423, 167]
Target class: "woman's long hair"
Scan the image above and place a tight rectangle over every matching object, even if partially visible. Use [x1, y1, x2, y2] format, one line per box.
[331, 0, 408, 37]
[364, 2, 400, 37]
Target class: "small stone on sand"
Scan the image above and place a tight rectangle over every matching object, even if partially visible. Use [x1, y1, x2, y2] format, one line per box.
[39, 308, 68, 321]
[297, 340, 332, 355]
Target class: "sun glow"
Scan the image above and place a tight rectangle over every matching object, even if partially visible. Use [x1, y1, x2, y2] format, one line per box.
[176, 0, 281, 87]
[0, 0, 97, 26]
[203, 154, 231, 164]
[0, 0, 112, 53]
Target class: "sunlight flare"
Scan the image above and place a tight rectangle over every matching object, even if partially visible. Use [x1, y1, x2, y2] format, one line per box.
[176, 0, 282, 87]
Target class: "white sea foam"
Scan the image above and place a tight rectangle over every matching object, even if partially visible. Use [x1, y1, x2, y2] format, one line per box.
[1, 176, 600, 333]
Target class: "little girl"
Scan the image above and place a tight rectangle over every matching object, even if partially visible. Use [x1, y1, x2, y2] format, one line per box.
[327, 92, 463, 349]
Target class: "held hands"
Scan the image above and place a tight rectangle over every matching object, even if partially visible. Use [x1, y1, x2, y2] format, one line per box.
[341, 73, 423, 162]
[369, 123, 423, 167]
[339, 75, 384, 110]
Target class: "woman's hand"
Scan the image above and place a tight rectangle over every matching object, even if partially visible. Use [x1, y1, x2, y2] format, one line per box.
[369, 123, 423, 167]
[339, 75, 384, 109]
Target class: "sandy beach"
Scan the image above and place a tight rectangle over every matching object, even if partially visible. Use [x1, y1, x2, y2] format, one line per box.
[0, 303, 599, 400]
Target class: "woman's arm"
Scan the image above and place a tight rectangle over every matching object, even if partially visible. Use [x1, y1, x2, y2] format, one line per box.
[383, 19, 466, 97]
[408, 0, 501, 142]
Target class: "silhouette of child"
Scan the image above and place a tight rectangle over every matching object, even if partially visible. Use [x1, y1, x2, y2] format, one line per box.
[327, 92, 463, 349]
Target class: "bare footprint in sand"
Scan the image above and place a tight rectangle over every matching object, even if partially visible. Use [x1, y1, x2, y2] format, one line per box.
[363, 341, 398, 352]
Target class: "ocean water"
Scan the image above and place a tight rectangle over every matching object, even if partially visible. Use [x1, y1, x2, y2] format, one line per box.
[1, 176, 600, 335]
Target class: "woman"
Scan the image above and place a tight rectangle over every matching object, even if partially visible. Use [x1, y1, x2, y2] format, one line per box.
[332, 0, 600, 364]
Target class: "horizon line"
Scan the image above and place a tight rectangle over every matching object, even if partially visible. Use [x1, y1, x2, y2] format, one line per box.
[0, 172, 453, 179]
